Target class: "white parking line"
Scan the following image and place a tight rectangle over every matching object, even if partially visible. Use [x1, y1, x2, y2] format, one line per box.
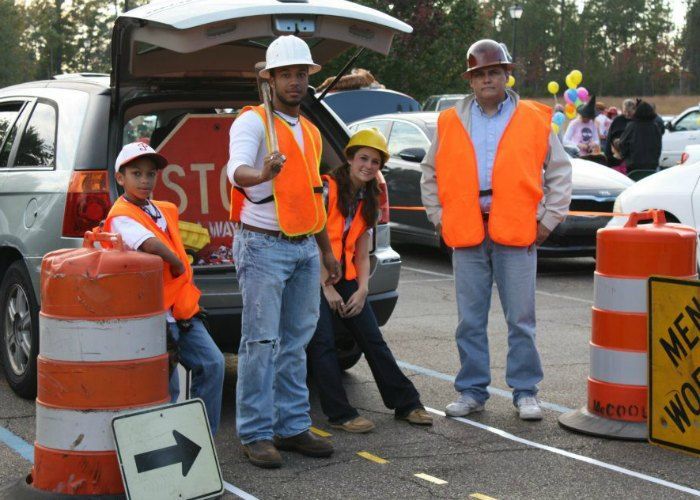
[425, 407, 700, 497]
[402, 265, 453, 278]
[223, 481, 260, 499]
[402, 266, 593, 305]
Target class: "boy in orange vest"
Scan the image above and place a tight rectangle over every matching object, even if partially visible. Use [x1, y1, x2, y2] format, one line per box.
[102, 141, 225, 434]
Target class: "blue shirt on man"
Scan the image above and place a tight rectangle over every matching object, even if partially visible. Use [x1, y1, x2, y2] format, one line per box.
[469, 96, 515, 213]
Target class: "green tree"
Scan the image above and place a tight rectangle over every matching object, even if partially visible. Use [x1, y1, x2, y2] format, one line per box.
[481, 0, 580, 96]
[313, 0, 486, 101]
[0, 0, 34, 87]
[681, 0, 700, 93]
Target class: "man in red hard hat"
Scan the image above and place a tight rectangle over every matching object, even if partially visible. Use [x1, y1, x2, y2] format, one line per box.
[421, 39, 572, 421]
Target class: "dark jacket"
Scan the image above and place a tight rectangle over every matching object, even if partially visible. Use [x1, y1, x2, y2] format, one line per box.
[619, 101, 662, 172]
[604, 115, 631, 166]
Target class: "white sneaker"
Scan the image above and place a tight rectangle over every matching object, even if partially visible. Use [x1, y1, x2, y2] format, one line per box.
[516, 396, 543, 421]
[445, 394, 485, 417]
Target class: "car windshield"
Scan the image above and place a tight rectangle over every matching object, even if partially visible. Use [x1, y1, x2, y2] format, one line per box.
[436, 98, 461, 111]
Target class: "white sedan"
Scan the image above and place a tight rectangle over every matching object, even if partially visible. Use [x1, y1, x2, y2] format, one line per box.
[660, 105, 700, 167]
[607, 161, 700, 267]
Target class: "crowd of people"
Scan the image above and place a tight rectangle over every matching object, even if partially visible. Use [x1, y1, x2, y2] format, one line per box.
[561, 95, 665, 176]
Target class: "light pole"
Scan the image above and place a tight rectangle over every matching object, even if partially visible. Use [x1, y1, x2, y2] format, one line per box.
[508, 4, 524, 62]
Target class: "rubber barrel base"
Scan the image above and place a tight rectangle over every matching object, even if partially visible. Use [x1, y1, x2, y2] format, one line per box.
[0, 476, 126, 500]
[558, 407, 647, 441]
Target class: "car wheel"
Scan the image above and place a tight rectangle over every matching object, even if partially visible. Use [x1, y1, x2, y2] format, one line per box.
[334, 328, 363, 370]
[337, 345, 362, 371]
[0, 261, 39, 399]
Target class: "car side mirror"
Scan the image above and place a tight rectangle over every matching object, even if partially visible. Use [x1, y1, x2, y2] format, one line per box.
[665, 121, 674, 131]
[398, 147, 426, 163]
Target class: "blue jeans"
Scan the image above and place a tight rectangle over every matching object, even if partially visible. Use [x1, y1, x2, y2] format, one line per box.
[233, 229, 320, 444]
[452, 232, 542, 405]
[168, 317, 225, 434]
[307, 279, 423, 423]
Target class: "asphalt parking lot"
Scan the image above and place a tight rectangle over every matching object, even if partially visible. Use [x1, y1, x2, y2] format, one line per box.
[1, 243, 699, 499]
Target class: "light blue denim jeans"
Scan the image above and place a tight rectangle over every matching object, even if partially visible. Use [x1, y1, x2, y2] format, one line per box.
[452, 231, 543, 405]
[168, 317, 225, 434]
[233, 229, 320, 444]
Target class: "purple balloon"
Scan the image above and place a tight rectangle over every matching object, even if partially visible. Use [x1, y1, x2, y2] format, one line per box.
[565, 88, 578, 104]
[577, 87, 589, 102]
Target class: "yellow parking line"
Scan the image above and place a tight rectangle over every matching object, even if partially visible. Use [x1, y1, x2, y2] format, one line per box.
[414, 473, 447, 485]
[357, 451, 389, 464]
[470, 494, 498, 500]
[310, 427, 331, 438]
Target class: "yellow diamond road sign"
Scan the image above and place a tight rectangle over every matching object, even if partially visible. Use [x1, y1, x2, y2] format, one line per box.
[648, 277, 700, 456]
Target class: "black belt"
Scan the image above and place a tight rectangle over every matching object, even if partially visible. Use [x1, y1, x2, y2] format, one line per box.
[241, 223, 310, 243]
[479, 189, 492, 197]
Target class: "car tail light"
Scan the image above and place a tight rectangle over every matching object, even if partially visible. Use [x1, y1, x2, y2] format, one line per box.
[680, 152, 689, 165]
[62, 170, 112, 237]
[376, 172, 390, 224]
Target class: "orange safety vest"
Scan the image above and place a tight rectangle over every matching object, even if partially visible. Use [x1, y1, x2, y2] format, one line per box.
[323, 175, 369, 281]
[435, 100, 551, 248]
[229, 105, 326, 236]
[103, 197, 201, 320]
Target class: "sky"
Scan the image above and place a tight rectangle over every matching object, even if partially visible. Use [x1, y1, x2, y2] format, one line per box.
[575, 0, 688, 30]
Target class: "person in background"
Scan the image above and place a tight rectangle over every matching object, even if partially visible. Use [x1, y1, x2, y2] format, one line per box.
[595, 101, 612, 150]
[651, 103, 666, 136]
[563, 96, 600, 156]
[605, 99, 635, 168]
[619, 99, 663, 174]
[307, 129, 433, 433]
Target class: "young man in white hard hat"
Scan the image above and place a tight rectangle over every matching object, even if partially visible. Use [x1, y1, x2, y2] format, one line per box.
[227, 35, 340, 468]
[420, 39, 572, 421]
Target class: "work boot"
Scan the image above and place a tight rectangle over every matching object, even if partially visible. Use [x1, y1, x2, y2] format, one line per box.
[274, 430, 334, 457]
[397, 408, 433, 426]
[330, 416, 376, 433]
[241, 440, 283, 469]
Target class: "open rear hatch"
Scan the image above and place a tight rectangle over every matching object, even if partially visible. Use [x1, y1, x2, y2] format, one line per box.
[111, 0, 412, 102]
[109, 0, 410, 268]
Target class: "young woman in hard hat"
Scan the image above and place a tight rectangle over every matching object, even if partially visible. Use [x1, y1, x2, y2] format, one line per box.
[306, 129, 433, 433]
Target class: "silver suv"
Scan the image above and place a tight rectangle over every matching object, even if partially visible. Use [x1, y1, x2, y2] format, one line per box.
[0, 0, 409, 398]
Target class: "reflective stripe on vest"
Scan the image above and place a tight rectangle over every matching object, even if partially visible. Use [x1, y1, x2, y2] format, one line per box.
[323, 175, 368, 281]
[435, 100, 551, 248]
[229, 105, 326, 236]
[103, 197, 201, 320]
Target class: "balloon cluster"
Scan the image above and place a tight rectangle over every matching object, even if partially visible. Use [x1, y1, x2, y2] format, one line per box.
[546, 69, 589, 131]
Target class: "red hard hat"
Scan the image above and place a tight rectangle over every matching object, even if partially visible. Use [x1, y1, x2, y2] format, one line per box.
[463, 39, 513, 77]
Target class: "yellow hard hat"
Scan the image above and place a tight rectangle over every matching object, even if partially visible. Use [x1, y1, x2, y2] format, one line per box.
[345, 128, 389, 163]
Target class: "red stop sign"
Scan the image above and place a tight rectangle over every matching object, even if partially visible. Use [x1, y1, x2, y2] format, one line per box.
[153, 114, 236, 265]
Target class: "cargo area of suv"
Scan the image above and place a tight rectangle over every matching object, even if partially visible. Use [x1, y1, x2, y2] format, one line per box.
[0, 0, 410, 398]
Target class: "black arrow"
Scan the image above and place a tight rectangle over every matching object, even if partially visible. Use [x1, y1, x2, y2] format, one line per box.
[134, 430, 202, 477]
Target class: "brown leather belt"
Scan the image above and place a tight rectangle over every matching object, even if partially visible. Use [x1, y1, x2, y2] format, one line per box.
[241, 223, 310, 243]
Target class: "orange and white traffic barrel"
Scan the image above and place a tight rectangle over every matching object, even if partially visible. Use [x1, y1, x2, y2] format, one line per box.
[559, 210, 697, 440]
[13, 232, 168, 497]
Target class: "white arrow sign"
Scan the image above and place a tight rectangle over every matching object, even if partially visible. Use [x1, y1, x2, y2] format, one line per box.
[112, 399, 223, 500]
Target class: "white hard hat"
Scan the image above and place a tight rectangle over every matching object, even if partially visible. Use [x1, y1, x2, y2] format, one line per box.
[114, 141, 168, 173]
[259, 35, 321, 79]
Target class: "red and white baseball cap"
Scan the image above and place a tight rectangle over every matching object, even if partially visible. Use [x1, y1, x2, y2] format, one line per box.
[114, 141, 168, 173]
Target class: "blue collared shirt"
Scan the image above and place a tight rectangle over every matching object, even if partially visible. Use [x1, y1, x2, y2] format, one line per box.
[469, 96, 515, 212]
